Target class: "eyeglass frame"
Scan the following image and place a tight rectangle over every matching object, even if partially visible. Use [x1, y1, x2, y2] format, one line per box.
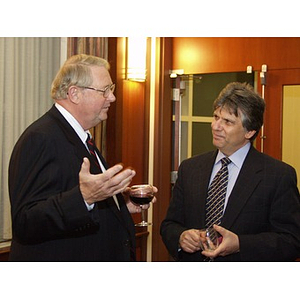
[78, 83, 115, 98]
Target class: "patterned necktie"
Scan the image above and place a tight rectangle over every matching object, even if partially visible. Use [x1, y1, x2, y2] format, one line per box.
[205, 157, 231, 228]
[86, 135, 100, 169]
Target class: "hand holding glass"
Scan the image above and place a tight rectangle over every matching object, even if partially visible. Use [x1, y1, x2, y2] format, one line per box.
[199, 227, 220, 261]
[129, 184, 154, 227]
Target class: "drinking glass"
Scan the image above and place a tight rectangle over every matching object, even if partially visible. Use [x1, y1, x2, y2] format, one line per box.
[199, 227, 220, 261]
[129, 184, 154, 227]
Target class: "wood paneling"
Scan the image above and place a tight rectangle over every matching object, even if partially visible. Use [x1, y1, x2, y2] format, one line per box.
[135, 231, 149, 261]
[121, 80, 146, 183]
[114, 38, 150, 258]
[112, 38, 173, 261]
[0, 246, 10, 261]
[173, 37, 300, 74]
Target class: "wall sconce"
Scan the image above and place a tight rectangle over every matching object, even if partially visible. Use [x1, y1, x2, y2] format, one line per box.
[126, 37, 147, 82]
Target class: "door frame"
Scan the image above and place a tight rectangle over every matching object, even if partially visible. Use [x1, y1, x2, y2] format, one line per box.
[262, 69, 300, 160]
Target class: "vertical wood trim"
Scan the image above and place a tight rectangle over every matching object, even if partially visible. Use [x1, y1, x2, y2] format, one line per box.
[173, 77, 180, 171]
[152, 38, 173, 261]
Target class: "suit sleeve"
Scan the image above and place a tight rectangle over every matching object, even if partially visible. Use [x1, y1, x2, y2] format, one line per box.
[160, 162, 189, 260]
[9, 130, 97, 244]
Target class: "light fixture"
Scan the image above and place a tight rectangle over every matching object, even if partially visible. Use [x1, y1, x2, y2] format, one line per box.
[169, 69, 184, 78]
[126, 37, 147, 82]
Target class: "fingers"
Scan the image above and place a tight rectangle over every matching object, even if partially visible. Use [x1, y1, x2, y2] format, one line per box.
[179, 229, 202, 253]
[105, 166, 136, 196]
[103, 164, 127, 179]
[201, 225, 240, 258]
[152, 186, 158, 193]
[213, 224, 224, 235]
[79, 160, 136, 204]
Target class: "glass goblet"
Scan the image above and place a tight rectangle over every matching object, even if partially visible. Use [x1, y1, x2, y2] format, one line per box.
[129, 184, 154, 227]
[199, 227, 220, 261]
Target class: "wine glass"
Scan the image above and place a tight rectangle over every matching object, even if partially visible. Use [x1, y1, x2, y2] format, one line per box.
[199, 227, 220, 262]
[129, 184, 154, 227]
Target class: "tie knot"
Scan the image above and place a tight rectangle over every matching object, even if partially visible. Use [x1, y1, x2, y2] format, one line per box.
[86, 135, 95, 146]
[221, 157, 231, 167]
[86, 134, 90, 143]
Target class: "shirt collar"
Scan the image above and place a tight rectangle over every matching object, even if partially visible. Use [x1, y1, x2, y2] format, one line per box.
[216, 142, 251, 169]
[55, 103, 90, 144]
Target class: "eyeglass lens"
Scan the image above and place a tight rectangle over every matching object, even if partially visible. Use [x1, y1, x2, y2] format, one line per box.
[104, 84, 115, 97]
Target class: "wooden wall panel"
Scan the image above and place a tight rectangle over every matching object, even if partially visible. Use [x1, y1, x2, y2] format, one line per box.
[173, 37, 300, 74]
[151, 38, 173, 262]
[121, 80, 146, 184]
[114, 38, 150, 259]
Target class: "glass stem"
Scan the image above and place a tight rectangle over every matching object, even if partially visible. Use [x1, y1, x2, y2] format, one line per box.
[141, 207, 146, 223]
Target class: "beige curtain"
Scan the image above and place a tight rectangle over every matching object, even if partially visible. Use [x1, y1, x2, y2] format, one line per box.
[0, 37, 61, 241]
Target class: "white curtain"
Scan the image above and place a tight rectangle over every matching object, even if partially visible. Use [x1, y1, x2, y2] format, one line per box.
[0, 37, 61, 241]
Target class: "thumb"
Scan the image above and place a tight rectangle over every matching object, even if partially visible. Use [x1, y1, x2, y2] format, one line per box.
[213, 224, 225, 235]
[213, 224, 225, 244]
[80, 157, 91, 174]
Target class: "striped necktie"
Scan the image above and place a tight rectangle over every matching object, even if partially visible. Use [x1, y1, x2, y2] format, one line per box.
[205, 157, 231, 228]
[86, 135, 100, 169]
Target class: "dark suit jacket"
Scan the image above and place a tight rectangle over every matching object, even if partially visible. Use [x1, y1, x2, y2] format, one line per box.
[8, 105, 136, 261]
[160, 146, 300, 261]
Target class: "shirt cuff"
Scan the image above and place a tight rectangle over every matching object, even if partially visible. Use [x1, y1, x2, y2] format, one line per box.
[84, 201, 95, 211]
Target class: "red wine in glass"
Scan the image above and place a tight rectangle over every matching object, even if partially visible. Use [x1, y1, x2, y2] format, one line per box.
[129, 184, 154, 227]
[129, 195, 153, 205]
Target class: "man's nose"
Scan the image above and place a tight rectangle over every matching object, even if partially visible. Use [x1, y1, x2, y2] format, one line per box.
[212, 119, 222, 130]
[107, 91, 116, 102]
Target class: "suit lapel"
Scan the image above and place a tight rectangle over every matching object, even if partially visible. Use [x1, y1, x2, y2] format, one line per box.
[221, 147, 263, 229]
[48, 105, 90, 162]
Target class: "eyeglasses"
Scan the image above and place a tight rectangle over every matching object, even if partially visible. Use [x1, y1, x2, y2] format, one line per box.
[79, 83, 115, 98]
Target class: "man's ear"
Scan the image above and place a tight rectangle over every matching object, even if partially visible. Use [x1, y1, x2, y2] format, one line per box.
[245, 130, 256, 140]
[67, 86, 80, 104]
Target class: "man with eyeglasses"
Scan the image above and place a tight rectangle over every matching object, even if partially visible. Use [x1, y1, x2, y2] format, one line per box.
[8, 54, 156, 261]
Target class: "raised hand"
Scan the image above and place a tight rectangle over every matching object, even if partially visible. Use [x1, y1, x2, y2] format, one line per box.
[79, 157, 136, 205]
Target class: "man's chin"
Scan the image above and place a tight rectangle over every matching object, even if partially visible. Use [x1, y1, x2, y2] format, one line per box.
[99, 114, 108, 122]
[212, 139, 222, 148]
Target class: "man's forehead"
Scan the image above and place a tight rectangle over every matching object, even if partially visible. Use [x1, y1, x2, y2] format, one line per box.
[215, 106, 242, 122]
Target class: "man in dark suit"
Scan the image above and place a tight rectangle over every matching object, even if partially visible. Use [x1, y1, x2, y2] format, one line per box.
[160, 82, 300, 261]
[8, 54, 155, 261]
